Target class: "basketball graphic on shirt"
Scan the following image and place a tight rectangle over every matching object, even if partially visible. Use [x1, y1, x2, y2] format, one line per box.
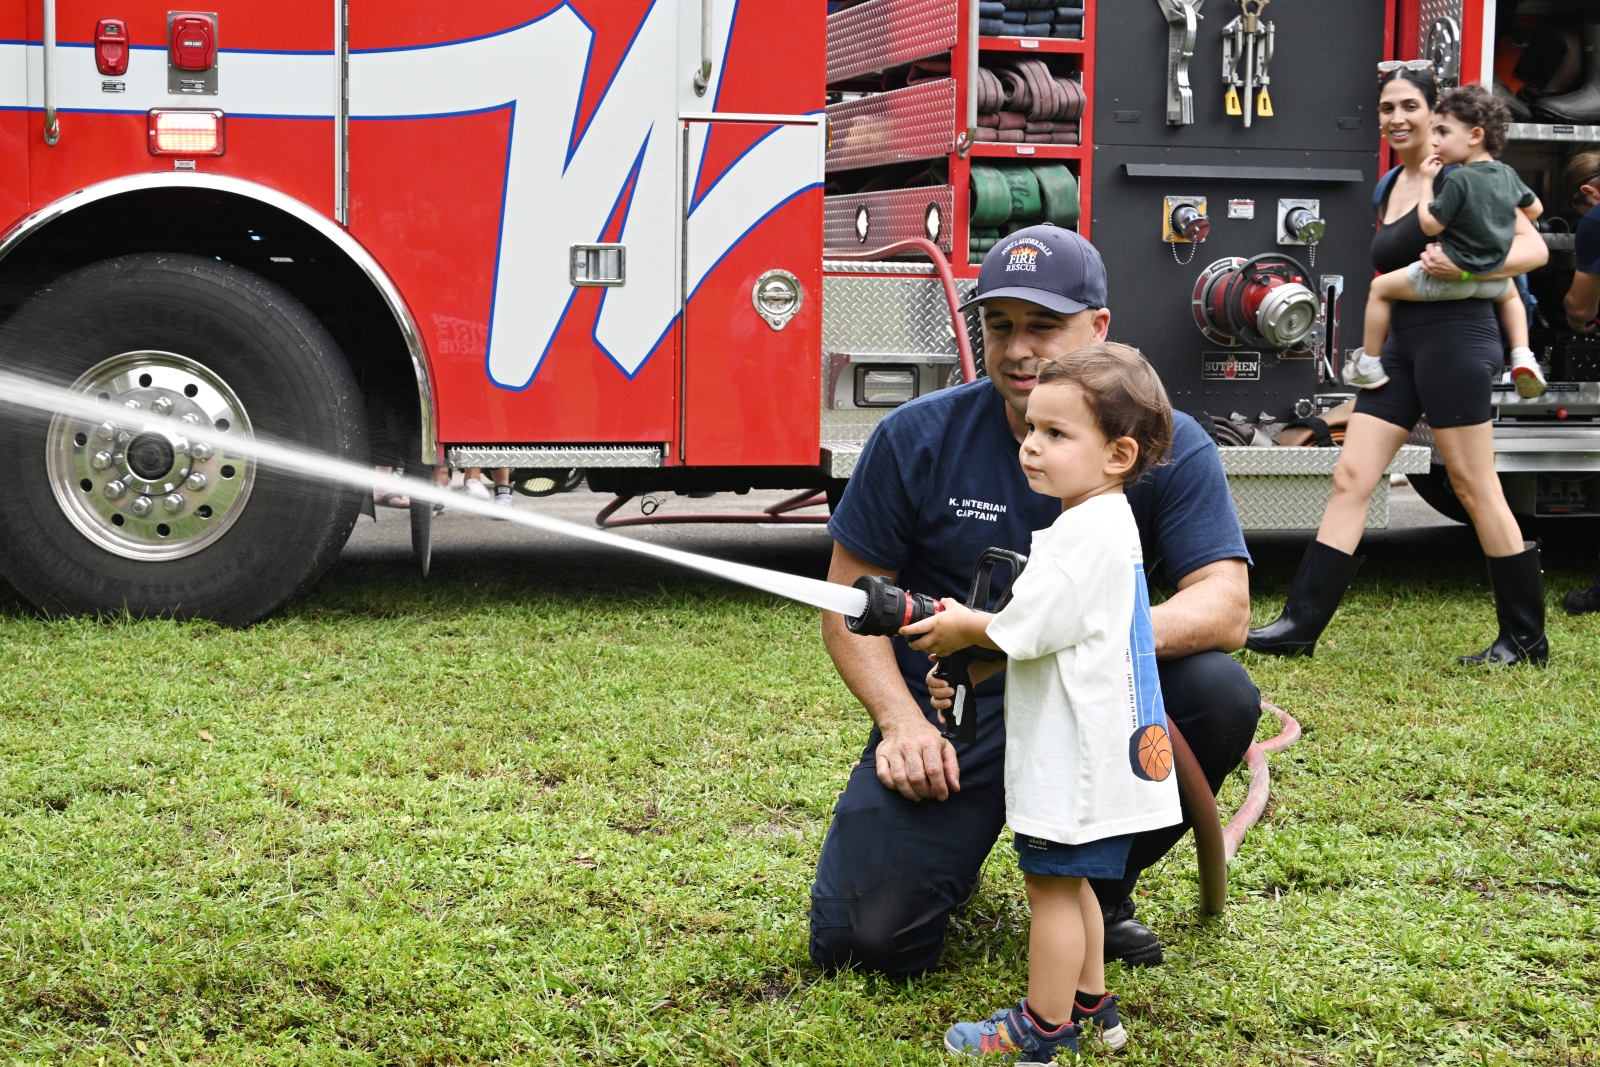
[1126, 559, 1175, 783]
[1130, 723, 1173, 782]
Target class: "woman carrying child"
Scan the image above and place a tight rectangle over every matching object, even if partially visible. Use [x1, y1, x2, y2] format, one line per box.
[1248, 66, 1553, 666]
[903, 344, 1181, 1061]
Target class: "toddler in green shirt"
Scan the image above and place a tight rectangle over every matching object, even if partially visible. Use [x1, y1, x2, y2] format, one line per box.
[1347, 84, 1547, 399]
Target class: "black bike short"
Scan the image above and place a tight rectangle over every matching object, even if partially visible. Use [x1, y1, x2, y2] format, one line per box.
[1353, 299, 1504, 430]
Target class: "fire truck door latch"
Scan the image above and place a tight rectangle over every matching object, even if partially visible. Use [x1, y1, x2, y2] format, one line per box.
[95, 19, 129, 76]
[570, 244, 626, 287]
[752, 270, 803, 331]
[167, 12, 218, 95]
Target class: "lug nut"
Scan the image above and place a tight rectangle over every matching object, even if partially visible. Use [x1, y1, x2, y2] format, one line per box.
[152, 396, 174, 415]
[96, 422, 117, 441]
[103, 480, 127, 500]
[130, 495, 154, 516]
[190, 441, 214, 461]
[90, 451, 112, 471]
[162, 493, 185, 514]
[185, 472, 207, 491]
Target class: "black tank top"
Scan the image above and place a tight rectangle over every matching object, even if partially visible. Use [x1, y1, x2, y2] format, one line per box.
[1372, 177, 1495, 326]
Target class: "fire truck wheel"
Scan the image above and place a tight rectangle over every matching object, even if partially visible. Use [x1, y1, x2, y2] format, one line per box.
[0, 253, 367, 626]
[1407, 465, 1471, 525]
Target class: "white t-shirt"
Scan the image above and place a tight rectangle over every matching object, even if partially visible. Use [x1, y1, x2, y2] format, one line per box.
[985, 493, 1182, 845]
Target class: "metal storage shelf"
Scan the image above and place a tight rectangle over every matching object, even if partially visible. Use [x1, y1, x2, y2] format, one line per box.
[967, 142, 1084, 159]
[825, 186, 956, 255]
[826, 79, 958, 172]
[827, 0, 959, 85]
[1507, 121, 1600, 143]
[978, 37, 1086, 53]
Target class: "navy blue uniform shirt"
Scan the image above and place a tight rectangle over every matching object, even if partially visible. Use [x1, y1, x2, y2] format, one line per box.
[828, 378, 1250, 700]
[1576, 202, 1600, 276]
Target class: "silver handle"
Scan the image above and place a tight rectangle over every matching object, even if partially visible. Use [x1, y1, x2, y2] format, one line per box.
[960, 0, 978, 154]
[692, 0, 713, 96]
[42, 0, 59, 145]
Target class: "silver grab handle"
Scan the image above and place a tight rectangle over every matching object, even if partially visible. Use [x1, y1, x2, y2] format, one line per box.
[960, 0, 978, 155]
[692, 0, 713, 96]
[42, 0, 59, 145]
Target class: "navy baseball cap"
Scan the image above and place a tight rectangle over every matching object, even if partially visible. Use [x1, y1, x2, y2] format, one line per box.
[958, 224, 1107, 315]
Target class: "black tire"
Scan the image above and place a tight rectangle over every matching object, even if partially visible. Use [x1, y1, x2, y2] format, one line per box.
[0, 253, 366, 625]
[1407, 464, 1471, 525]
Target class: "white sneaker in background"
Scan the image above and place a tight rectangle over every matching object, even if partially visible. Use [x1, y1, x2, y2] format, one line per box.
[463, 479, 491, 501]
[1509, 347, 1547, 399]
[1342, 348, 1390, 390]
[494, 487, 514, 508]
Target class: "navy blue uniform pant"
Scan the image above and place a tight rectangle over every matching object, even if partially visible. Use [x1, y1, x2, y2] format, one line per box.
[807, 651, 1261, 977]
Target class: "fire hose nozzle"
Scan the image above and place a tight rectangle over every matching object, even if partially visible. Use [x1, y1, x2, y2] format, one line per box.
[845, 574, 943, 636]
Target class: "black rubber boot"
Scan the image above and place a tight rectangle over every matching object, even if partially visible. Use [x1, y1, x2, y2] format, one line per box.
[1533, 21, 1600, 123]
[1459, 544, 1550, 666]
[1245, 540, 1364, 658]
[1100, 897, 1163, 968]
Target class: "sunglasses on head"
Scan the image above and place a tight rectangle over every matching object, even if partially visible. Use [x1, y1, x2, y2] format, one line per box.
[1378, 59, 1435, 76]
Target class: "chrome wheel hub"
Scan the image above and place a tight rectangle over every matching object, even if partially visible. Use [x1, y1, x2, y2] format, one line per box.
[47, 351, 255, 561]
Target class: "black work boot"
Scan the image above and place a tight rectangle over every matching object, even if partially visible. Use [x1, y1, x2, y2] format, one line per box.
[1459, 544, 1550, 666]
[1101, 897, 1163, 968]
[1563, 583, 1600, 615]
[1245, 540, 1364, 657]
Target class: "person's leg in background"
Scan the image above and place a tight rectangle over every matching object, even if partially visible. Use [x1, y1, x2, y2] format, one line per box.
[1088, 651, 1261, 966]
[1432, 422, 1549, 665]
[491, 467, 514, 508]
[460, 466, 491, 501]
[810, 697, 1007, 977]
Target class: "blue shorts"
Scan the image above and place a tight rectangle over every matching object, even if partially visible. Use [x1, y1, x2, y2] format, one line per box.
[1013, 832, 1135, 879]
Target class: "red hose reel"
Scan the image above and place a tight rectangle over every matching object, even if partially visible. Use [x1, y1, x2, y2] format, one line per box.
[1192, 253, 1320, 351]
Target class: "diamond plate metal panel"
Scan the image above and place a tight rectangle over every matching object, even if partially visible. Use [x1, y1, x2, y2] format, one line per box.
[822, 259, 937, 274]
[827, 80, 957, 172]
[1217, 445, 1430, 475]
[1508, 122, 1600, 143]
[822, 274, 978, 354]
[1228, 475, 1391, 531]
[446, 445, 663, 469]
[826, 186, 955, 254]
[827, 0, 959, 84]
[824, 446, 865, 478]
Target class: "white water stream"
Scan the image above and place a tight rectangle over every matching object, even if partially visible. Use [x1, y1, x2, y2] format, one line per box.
[0, 370, 870, 618]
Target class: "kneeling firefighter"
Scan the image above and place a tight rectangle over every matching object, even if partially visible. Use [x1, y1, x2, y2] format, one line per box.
[809, 224, 1261, 975]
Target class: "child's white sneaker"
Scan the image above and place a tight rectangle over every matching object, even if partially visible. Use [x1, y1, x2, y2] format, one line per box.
[1509, 347, 1547, 399]
[1342, 349, 1389, 389]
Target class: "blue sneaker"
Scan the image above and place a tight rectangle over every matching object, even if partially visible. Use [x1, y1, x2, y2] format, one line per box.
[1071, 993, 1127, 1051]
[944, 1001, 1079, 1063]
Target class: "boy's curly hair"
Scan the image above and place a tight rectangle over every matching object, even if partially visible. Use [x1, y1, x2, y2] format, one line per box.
[1436, 83, 1510, 157]
[1036, 343, 1173, 483]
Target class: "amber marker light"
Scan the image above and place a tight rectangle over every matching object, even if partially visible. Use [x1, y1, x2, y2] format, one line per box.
[147, 109, 225, 156]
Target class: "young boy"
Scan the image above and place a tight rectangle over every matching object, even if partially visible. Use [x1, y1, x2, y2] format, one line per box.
[1345, 83, 1547, 399]
[901, 344, 1182, 1062]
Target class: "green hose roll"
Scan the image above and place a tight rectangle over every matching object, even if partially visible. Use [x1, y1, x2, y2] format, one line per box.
[969, 165, 1011, 227]
[1030, 163, 1079, 228]
[1001, 166, 1042, 221]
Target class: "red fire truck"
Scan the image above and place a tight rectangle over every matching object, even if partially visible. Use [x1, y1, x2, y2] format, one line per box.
[0, 0, 1588, 624]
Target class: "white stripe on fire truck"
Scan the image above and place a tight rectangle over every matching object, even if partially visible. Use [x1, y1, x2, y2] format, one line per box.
[0, 41, 334, 118]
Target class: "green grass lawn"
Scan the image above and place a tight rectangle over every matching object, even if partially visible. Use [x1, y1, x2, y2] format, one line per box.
[1, 530, 1597, 1065]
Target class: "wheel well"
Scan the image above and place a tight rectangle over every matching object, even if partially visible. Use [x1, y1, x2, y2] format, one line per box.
[0, 187, 423, 468]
